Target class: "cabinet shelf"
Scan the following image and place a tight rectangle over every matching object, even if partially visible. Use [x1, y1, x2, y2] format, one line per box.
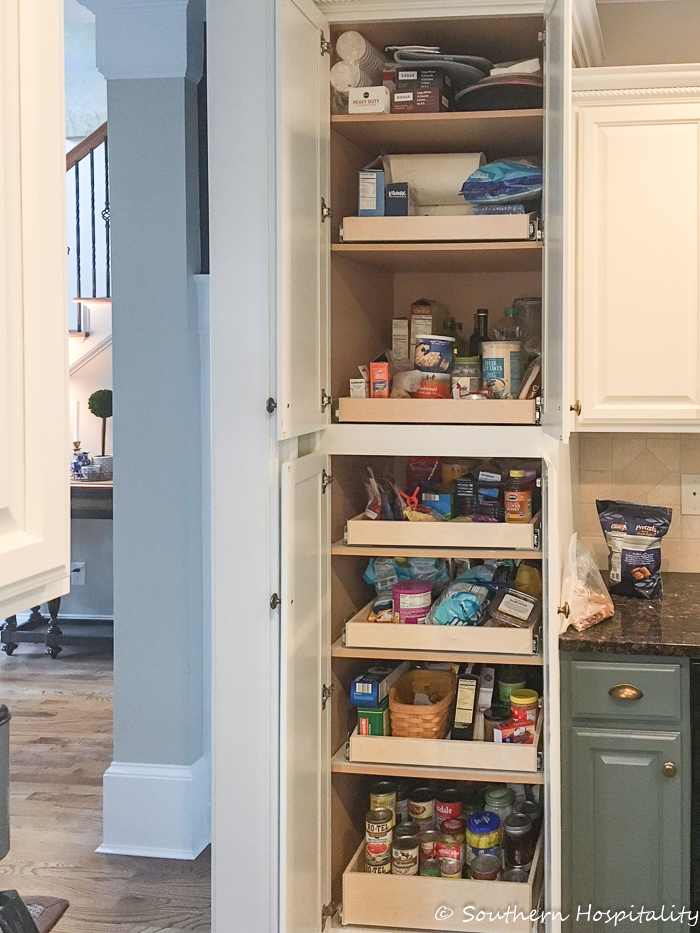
[337, 397, 537, 425]
[331, 636, 543, 666]
[331, 240, 542, 273]
[331, 109, 544, 158]
[331, 540, 542, 559]
[346, 511, 541, 550]
[331, 745, 544, 785]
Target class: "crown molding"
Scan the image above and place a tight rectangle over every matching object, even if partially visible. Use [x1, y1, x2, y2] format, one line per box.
[572, 0, 605, 68]
[573, 62, 700, 93]
[574, 85, 700, 103]
[315, 0, 546, 23]
[81, 0, 205, 82]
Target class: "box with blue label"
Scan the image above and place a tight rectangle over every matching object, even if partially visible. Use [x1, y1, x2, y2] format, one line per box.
[385, 183, 415, 216]
[350, 661, 410, 708]
[358, 157, 385, 217]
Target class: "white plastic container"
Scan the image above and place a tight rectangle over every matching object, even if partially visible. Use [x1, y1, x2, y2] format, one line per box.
[481, 341, 522, 399]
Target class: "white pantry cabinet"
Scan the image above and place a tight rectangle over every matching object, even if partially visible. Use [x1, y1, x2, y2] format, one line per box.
[573, 67, 700, 428]
[272, 2, 582, 933]
[0, 0, 70, 618]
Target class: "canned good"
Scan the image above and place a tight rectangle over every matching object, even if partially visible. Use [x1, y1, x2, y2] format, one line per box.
[470, 854, 501, 881]
[392, 834, 419, 875]
[504, 868, 530, 883]
[394, 820, 420, 839]
[419, 829, 440, 862]
[365, 861, 392, 874]
[414, 335, 455, 374]
[440, 858, 462, 879]
[392, 581, 432, 625]
[365, 832, 392, 866]
[481, 341, 521, 399]
[408, 787, 434, 825]
[414, 372, 451, 399]
[366, 808, 393, 836]
[420, 858, 442, 877]
[451, 357, 481, 398]
[437, 818, 465, 866]
[370, 781, 397, 822]
[435, 787, 463, 827]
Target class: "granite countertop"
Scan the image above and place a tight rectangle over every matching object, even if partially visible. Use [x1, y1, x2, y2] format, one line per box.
[559, 572, 700, 657]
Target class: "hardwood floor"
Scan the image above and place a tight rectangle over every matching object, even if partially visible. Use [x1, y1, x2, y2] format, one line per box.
[0, 643, 210, 933]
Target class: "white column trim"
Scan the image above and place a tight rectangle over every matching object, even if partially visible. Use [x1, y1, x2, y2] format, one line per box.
[98, 755, 211, 859]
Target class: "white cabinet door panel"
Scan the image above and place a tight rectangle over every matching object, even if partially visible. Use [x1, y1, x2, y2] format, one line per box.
[277, 0, 330, 440]
[0, 0, 70, 619]
[280, 453, 330, 933]
[577, 101, 700, 423]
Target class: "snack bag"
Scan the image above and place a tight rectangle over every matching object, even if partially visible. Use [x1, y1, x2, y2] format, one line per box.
[560, 534, 614, 634]
[596, 500, 672, 600]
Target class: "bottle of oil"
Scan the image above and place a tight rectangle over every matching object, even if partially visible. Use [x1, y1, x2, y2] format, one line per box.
[440, 316, 466, 358]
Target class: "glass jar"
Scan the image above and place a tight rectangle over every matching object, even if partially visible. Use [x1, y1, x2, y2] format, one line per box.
[505, 470, 533, 524]
[510, 689, 539, 724]
[502, 813, 536, 870]
[498, 667, 527, 704]
[513, 799, 542, 835]
[484, 785, 515, 824]
[451, 356, 481, 398]
[465, 811, 501, 865]
[419, 829, 440, 862]
[420, 858, 441, 877]
[483, 704, 512, 742]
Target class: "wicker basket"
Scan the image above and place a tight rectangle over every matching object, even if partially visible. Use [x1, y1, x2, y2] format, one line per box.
[389, 669, 456, 739]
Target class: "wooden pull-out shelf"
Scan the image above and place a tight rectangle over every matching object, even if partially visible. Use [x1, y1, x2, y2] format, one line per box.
[331, 241, 542, 273]
[348, 715, 542, 775]
[337, 397, 537, 426]
[343, 602, 538, 657]
[341, 213, 538, 244]
[342, 830, 544, 932]
[345, 512, 541, 551]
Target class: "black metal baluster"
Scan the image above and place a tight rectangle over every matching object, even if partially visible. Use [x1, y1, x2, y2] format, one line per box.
[75, 163, 82, 332]
[90, 148, 96, 298]
[103, 137, 110, 298]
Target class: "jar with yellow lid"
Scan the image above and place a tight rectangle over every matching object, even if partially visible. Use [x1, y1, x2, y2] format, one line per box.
[510, 689, 539, 724]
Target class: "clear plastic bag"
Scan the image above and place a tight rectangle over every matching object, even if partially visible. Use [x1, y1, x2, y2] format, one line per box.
[559, 533, 614, 634]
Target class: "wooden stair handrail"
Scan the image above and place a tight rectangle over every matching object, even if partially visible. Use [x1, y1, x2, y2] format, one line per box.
[66, 122, 107, 172]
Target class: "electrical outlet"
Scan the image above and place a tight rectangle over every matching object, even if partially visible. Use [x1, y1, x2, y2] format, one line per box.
[70, 562, 86, 586]
[681, 476, 700, 515]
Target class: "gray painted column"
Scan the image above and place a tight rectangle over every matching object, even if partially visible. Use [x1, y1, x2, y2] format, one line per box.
[85, 0, 209, 860]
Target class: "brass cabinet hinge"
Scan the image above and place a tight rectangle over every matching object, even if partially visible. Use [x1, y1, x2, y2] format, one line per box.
[322, 683, 335, 710]
[321, 197, 332, 222]
[321, 469, 334, 494]
[320, 33, 332, 56]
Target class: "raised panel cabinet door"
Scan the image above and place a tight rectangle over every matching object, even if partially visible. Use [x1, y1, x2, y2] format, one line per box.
[543, 0, 573, 443]
[277, 0, 330, 440]
[571, 729, 683, 932]
[280, 454, 331, 933]
[0, 0, 70, 618]
[576, 100, 700, 423]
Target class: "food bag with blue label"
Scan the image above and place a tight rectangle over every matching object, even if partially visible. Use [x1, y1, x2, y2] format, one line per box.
[596, 500, 673, 599]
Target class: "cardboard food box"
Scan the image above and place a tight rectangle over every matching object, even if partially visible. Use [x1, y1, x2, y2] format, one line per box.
[409, 299, 440, 357]
[370, 361, 390, 398]
[392, 87, 451, 114]
[357, 698, 390, 736]
[358, 168, 385, 217]
[350, 661, 410, 708]
[349, 86, 391, 114]
[392, 318, 409, 361]
[385, 183, 415, 216]
[395, 67, 453, 99]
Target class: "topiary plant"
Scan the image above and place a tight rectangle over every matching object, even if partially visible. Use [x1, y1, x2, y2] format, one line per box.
[88, 389, 113, 457]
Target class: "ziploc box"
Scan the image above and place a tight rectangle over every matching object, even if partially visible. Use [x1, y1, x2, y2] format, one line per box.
[357, 698, 390, 736]
[358, 157, 384, 217]
[350, 661, 410, 708]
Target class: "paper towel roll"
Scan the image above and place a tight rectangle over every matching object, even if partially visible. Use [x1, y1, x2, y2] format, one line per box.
[382, 153, 486, 207]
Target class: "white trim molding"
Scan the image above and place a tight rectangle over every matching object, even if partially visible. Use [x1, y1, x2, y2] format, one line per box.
[315, 0, 546, 22]
[573, 62, 700, 92]
[572, 0, 605, 68]
[98, 755, 211, 859]
[69, 335, 112, 376]
[574, 85, 700, 103]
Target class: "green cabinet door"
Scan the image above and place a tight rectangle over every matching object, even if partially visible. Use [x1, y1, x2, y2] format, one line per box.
[571, 728, 683, 932]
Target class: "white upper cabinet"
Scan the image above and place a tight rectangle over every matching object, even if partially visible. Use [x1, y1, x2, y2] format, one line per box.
[543, 0, 573, 443]
[277, 0, 330, 440]
[0, 0, 70, 619]
[574, 73, 700, 427]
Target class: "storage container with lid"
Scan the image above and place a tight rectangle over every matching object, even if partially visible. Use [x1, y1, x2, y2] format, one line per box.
[510, 688, 539, 723]
[484, 784, 515, 823]
[502, 813, 536, 870]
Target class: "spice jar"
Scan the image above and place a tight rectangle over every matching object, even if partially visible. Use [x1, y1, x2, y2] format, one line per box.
[502, 813, 536, 871]
[510, 689, 539, 724]
[470, 854, 501, 881]
[465, 811, 501, 865]
[497, 667, 527, 704]
[483, 704, 512, 742]
[484, 785, 515, 824]
[392, 833, 419, 875]
[437, 818, 465, 866]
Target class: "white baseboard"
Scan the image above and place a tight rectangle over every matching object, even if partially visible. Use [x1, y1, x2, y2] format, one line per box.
[97, 755, 210, 859]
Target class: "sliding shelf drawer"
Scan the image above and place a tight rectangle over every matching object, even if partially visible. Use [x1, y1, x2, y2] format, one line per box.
[348, 716, 543, 774]
[340, 213, 539, 243]
[337, 397, 537, 425]
[345, 512, 540, 550]
[344, 601, 538, 656]
[342, 831, 544, 932]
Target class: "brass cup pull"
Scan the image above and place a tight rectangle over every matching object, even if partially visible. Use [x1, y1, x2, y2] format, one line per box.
[570, 400, 582, 415]
[662, 761, 678, 778]
[608, 683, 644, 701]
[558, 603, 570, 618]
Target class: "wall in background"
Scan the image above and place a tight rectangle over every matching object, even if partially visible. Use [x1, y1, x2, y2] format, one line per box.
[597, 1, 700, 66]
[577, 433, 700, 573]
[64, 0, 106, 141]
[59, 519, 113, 619]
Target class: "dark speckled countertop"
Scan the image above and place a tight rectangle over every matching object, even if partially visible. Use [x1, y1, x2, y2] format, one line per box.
[559, 572, 700, 657]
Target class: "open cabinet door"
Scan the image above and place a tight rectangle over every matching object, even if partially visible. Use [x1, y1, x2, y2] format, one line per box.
[543, 0, 573, 443]
[277, 0, 330, 440]
[280, 454, 331, 933]
[542, 440, 574, 932]
[0, 0, 70, 619]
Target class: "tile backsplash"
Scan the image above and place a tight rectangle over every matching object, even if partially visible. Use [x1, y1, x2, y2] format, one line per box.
[577, 434, 700, 574]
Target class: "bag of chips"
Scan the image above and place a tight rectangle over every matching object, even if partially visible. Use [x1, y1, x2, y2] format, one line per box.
[596, 500, 673, 600]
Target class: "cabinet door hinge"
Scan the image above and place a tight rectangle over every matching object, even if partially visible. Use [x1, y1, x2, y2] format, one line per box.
[532, 631, 541, 656]
[321, 901, 338, 929]
[538, 29, 545, 45]
[534, 397, 542, 425]
[321, 469, 334, 494]
[321, 389, 333, 411]
[321, 197, 332, 222]
[320, 33, 332, 56]
[270, 593, 281, 610]
[533, 526, 541, 550]
[537, 750, 544, 772]
[322, 683, 335, 709]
